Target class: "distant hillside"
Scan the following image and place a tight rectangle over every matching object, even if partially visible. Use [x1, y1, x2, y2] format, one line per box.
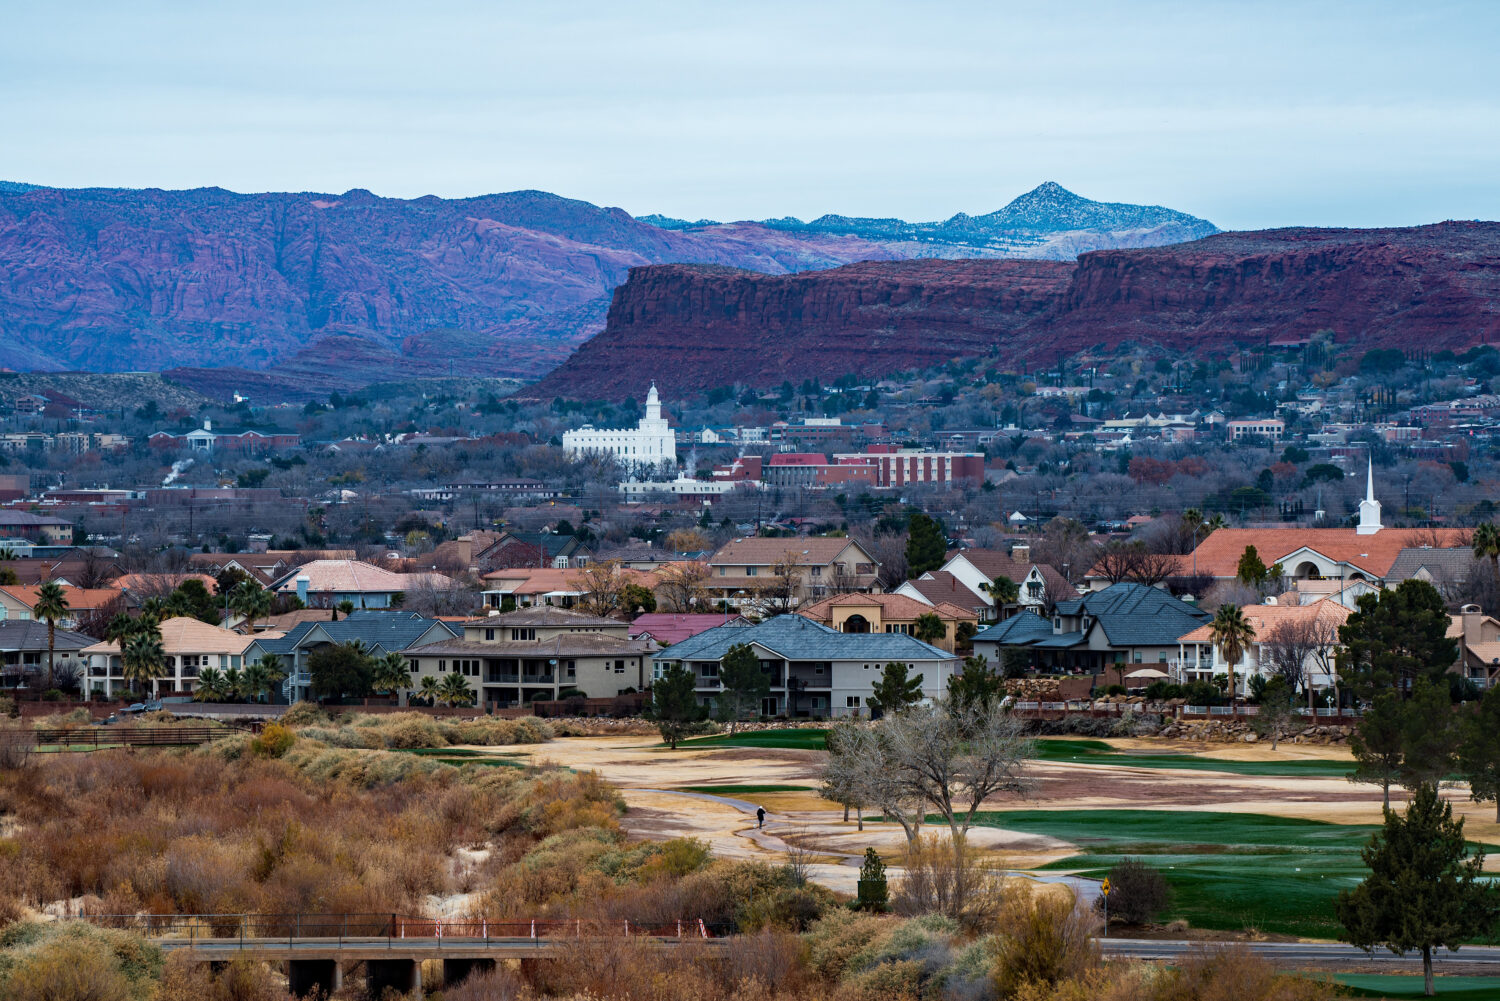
[532, 221, 1500, 399]
[0, 182, 1215, 395]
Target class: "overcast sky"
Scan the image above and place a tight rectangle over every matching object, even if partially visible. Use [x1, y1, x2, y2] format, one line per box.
[5, 1, 1496, 230]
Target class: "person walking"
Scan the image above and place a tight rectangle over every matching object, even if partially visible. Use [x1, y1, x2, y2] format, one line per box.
[756, 806, 766, 829]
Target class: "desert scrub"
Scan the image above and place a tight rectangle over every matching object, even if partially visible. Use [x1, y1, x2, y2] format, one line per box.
[277, 701, 327, 727]
[249, 722, 294, 758]
[0, 921, 162, 1001]
[286, 712, 554, 750]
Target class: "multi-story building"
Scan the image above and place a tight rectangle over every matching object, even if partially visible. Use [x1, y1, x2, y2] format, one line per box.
[83, 616, 268, 700]
[562, 383, 676, 472]
[245, 609, 458, 703]
[706, 537, 881, 609]
[405, 607, 654, 709]
[1226, 418, 1285, 443]
[652, 614, 959, 718]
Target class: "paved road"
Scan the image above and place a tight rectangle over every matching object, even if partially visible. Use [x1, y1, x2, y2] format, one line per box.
[1102, 937, 1500, 968]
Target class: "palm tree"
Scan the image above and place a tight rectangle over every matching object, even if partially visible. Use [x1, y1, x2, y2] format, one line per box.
[139, 597, 167, 622]
[418, 675, 442, 706]
[102, 612, 137, 646]
[1209, 603, 1256, 707]
[1473, 523, 1500, 576]
[255, 655, 288, 703]
[223, 666, 245, 702]
[230, 580, 272, 632]
[33, 582, 70, 691]
[372, 652, 411, 702]
[240, 660, 271, 704]
[912, 612, 948, 645]
[980, 575, 1020, 606]
[121, 631, 165, 700]
[195, 666, 228, 702]
[438, 672, 473, 707]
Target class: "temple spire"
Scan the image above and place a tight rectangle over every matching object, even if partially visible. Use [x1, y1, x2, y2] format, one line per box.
[1357, 454, 1382, 535]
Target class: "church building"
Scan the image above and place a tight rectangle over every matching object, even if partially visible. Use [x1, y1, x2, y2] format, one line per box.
[562, 384, 677, 473]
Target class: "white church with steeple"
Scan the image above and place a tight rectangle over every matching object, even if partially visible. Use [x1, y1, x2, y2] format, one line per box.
[1356, 456, 1383, 535]
[562, 383, 676, 473]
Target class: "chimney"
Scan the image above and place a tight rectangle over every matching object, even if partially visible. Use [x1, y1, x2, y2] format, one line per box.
[1013, 543, 1031, 563]
[295, 574, 310, 605]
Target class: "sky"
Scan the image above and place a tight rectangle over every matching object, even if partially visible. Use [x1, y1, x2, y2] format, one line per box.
[4, 1, 1497, 230]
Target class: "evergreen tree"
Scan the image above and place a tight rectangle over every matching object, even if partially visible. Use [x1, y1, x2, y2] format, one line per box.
[1399, 678, 1459, 792]
[904, 513, 947, 577]
[1338, 580, 1459, 701]
[1236, 545, 1269, 586]
[307, 642, 374, 702]
[652, 663, 709, 749]
[947, 655, 1004, 715]
[868, 661, 924, 716]
[714, 643, 770, 731]
[1458, 683, 1500, 822]
[1349, 691, 1406, 809]
[1337, 784, 1499, 996]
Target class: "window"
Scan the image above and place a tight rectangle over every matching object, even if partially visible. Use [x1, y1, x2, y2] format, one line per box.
[811, 566, 823, 577]
[718, 567, 727, 576]
[700, 663, 719, 679]
[485, 629, 495, 641]
[511, 628, 536, 641]
[438, 660, 447, 672]
[408, 660, 420, 673]
[846, 696, 861, 708]
[746, 567, 757, 577]
[814, 664, 825, 675]
[614, 660, 625, 674]
[565, 660, 576, 679]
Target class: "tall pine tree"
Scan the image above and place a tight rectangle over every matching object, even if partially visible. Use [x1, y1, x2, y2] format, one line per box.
[904, 513, 947, 577]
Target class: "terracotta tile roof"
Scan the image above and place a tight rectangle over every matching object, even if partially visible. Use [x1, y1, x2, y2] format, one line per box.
[464, 607, 621, 627]
[1183, 528, 1470, 580]
[797, 591, 975, 623]
[1176, 598, 1351, 644]
[0, 585, 125, 611]
[83, 616, 271, 655]
[709, 537, 869, 567]
[270, 560, 459, 593]
[112, 573, 218, 595]
[628, 614, 752, 645]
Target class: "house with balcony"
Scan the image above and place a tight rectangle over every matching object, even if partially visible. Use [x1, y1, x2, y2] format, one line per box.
[266, 560, 461, 611]
[404, 607, 654, 709]
[0, 585, 125, 628]
[82, 616, 275, 700]
[651, 614, 958, 718]
[705, 537, 880, 611]
[0, 620, 95, 690]
[244, 609, 457, 703]
[796, 592, 977, 653]
[971, 582, 1210, 683]
[1174, 598, 1350, 698]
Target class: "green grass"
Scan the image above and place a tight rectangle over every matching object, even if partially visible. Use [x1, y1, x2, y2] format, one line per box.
[1031, 738, 1353, 777]
[974, 809, 1382, 939]
[672, 729, 829, 750]
[679, 784, 811, 795]
[1331, 973, 1500, 999]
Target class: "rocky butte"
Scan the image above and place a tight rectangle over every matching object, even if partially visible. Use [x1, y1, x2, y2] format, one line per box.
[0, 181, 1210, 397]
[532, 221, 1500, 399]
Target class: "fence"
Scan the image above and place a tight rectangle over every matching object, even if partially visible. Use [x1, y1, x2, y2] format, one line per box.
[80, 913, 725, 942]
[0, 725, 243, 749]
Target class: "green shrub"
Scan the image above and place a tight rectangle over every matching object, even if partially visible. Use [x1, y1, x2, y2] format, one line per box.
[0, 922, 162, 1001]
[278, 701, 326, 727]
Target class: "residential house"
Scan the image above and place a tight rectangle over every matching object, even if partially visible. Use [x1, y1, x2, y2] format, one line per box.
[0, 620, 96, 690]
[0, 585, 125, 629]
[245, 610, 458, 703]
[188, 550, 357, 588]
[652, 614, 959, 718]
[1449, 606, 1500, 690]
[0, 511, 73, 544]
[82, 617, 275, 700]
[406, 607, 655, 709]
[897, 546, 1072, 622]
[705, 537, 880, 610]
[1174, 598, 1350, 697]
[266, 560, 461, 610]
[628, 613, 752, 647]
[971, 582, 1211, 680]
[476, 531, 595, 571]
[796, 592, 977, 654]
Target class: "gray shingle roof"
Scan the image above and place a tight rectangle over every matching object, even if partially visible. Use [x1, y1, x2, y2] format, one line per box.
[972, 612, 1054, 645]
[250, 610, 456, 656]
[1386, 547, 1476, 584]
[658, 614, 954, 663]
[0, 620, 96, 652]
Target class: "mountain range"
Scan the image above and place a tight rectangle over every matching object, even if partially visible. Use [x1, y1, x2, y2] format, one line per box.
[0, 182, 1215, 396]
[532, 222, 1500, 400]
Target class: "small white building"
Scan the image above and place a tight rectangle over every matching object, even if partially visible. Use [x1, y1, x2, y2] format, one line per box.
[562, 384, 676, 473]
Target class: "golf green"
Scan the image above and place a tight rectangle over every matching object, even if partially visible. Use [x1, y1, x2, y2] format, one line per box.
[1032, 737, 1354, 777]
[673, 729, 829, 750]
[1331, 973, 1500, 999]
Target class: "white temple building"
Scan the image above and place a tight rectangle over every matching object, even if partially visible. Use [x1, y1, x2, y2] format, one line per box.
[562, 384, 677, 473]
[1356, 456, 1383, 535]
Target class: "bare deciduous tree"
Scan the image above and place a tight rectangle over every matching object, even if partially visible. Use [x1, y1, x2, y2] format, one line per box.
[1093, 543, 1180, 587]
[569, 560, 630, 618]
[653, 561, 710, 613]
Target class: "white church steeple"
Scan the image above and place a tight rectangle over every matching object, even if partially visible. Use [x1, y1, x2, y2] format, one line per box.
[1356, 456, 1382, 535]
